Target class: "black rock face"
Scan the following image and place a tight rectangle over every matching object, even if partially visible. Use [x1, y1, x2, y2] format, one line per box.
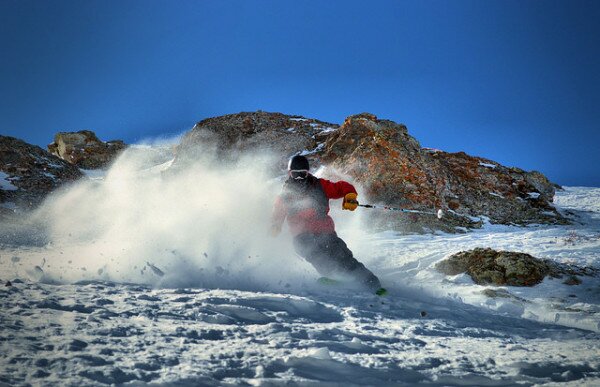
[1, 135, 84, 211]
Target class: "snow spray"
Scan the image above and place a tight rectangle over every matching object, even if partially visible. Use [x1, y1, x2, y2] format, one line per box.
[28, 135, 319, 290]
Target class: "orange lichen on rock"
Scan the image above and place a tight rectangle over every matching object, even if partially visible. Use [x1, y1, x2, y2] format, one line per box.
[175, 111, 566, 230]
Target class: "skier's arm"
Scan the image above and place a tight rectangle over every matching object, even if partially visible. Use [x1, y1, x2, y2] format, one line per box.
[319, 179, 357, 199]
[320, 179, 359, 211]
[270, 195, 286, 236]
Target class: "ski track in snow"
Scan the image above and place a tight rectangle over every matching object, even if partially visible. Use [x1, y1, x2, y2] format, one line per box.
[1, 187, 600, 385]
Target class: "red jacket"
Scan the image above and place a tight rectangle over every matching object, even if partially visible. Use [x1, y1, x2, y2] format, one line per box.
[272, 175, 357, 236]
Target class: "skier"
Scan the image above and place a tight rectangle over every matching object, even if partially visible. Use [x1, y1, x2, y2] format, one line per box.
[271, 155, 385, 294]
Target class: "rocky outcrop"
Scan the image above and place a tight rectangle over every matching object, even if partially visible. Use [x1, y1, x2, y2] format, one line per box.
[436, 248, 550, 286]
[176, 111, 338, 169]
[320, 113, 566, 228]
[436, 248, 599, 286]
[48, 130, 126, 169]
[0, 135, 83, 211]
[427, 151, 561, 225]
[175, 111, 567, 231]
[318, 113, 457, 231]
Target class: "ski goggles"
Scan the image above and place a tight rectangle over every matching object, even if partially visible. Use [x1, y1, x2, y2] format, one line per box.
[290, 170, 309, 180]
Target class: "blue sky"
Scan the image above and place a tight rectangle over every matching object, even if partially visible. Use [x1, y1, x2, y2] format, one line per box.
[1, 0, 598, 186]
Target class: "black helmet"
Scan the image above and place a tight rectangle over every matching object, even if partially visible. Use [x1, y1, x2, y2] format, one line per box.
[288, 155, 309, 171]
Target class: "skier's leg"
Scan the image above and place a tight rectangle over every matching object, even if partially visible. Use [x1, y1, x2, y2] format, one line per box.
[323, 234, 382, 289]
[293, 233, 338, 276]
[293, 233, 382, 289]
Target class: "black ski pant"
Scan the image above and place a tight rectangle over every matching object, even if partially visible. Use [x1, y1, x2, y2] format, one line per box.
[293, 232, 381, 289]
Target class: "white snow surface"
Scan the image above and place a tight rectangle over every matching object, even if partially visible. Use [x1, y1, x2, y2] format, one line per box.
[80, 168, 109, 180]
[300, 143, 325, 156]
[1, 142, 599, 386]
[0, 171, 18, 191]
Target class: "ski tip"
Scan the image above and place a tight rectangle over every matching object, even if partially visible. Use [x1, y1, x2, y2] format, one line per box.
[375, 287, 388, 296]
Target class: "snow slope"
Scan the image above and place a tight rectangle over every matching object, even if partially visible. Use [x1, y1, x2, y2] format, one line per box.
[2, 279, 598, 386]
[0, 145, 599, 385]
[346, 187, 600, 334]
